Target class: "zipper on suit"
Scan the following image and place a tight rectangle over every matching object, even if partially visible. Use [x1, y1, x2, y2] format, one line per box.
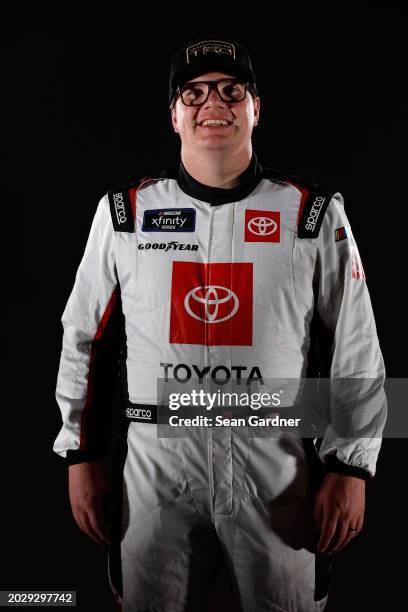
[206, 205, 215, 522]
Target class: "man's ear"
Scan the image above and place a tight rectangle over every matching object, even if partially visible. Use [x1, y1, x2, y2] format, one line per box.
[254, 96, 261, 126]
[171, 108, 179, 133]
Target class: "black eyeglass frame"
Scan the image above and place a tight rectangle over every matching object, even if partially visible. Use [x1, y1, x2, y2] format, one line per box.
[174, 77, 256, 107]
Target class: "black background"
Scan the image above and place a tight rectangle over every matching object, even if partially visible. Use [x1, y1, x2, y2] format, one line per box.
[2, 5, 407, 611]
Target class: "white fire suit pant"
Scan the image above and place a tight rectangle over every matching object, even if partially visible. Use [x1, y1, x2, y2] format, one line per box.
[113, 422, 329, 612]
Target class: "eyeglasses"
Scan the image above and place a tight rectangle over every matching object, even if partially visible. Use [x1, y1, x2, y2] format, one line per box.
[177, 78, 249, 107]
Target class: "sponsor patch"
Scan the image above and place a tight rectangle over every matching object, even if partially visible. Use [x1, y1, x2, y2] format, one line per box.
[138, 242, 199, 252]
[245, 209, 280, 242]
[126, 404, 157, 423]
[297, 188, 332, 239]
[142, 208, 195, 232]
[335, 226, 349, 242]
[108, 188, 135, 232]
[170, 261, 253, 346]
[350, 245, 365, 280]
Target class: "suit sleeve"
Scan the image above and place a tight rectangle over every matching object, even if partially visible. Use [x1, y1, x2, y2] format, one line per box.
[53, 194, 125, 465]
[314, 192, 387, 479]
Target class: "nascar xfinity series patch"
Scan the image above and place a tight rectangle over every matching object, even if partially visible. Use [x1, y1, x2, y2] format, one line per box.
[142, 208, 196, 232]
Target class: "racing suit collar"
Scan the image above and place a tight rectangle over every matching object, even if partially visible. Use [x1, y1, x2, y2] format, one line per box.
[177, 151, 264, 205]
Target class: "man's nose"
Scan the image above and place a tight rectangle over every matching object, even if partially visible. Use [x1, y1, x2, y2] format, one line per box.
[204, 86, 228, 107]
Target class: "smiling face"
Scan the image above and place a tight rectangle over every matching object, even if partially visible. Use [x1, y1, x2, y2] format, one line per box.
[171, 71, 260, 155]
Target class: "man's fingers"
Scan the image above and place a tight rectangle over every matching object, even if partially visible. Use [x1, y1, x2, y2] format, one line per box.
[333, 516, 364, 552]
[73, 505, 103, 545]
[71, 508, 85, 534]
[72, 502, 110, 546]
[80, 509, 109, 546]
[327, 521, 350, 553]
[313, 473, 366, 554]
[96, 494, 113, 543]
[317, 514, 338, 553]
[335, 526, 358, 551]
[87, 499, 112, 545]
[68, 462, 113, 546]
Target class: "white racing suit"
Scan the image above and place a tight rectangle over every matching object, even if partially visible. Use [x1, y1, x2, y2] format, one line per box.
[53, 152, 387, 612]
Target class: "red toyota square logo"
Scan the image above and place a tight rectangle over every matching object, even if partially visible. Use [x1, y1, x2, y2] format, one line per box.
[245, 209, 280, 242]
[170, 262, 253, 345]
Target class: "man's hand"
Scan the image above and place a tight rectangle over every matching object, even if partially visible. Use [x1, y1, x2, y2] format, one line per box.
[68, 461, 112, 546]
[313, 472, 365, 554]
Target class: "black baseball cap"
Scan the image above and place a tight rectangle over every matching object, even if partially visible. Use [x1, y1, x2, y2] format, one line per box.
[168, 35, 258, 106]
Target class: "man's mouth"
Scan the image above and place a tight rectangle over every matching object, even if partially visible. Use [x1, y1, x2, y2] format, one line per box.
[196, 120, 234, 132]
[197, 119, 233, 127]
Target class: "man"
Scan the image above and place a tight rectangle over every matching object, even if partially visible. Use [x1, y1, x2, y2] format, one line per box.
[54, 34, 387, 611]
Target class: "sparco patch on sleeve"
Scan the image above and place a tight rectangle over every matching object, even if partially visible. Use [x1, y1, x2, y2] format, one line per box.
[297, 188, 332, 239]
[142, 208, 196, 232]
[108, 188, 134, 232]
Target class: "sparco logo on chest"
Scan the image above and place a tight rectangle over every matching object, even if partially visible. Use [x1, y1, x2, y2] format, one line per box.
[305, 196, 326, 231]
[113, 192, 127, 225]
[143, 208, 196, 232]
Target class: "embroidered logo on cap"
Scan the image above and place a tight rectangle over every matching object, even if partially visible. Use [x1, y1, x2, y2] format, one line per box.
[186, 40, 236, 64]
